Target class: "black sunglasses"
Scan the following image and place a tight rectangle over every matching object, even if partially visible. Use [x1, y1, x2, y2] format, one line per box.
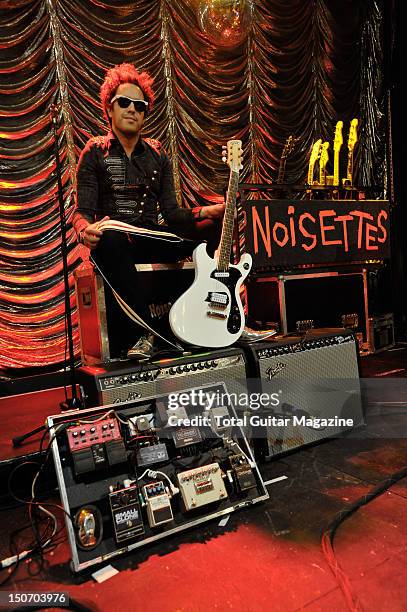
[111, 95, 148, 113]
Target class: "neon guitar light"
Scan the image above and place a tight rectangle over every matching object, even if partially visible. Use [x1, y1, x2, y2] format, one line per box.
[343, 118, 358, 186]
[319, 142, 330, 185]
[307, 139, 322, 185]
[169, 140, 252, 348]
[277, 135, 297, 184]
[333, 120, 343, 186]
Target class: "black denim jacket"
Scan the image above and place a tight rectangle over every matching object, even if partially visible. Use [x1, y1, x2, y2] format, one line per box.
[73, 132, 195, 235]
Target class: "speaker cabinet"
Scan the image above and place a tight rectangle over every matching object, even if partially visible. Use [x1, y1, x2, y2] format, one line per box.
[77, 347, 248, 408]
[241, 329, 364, 459]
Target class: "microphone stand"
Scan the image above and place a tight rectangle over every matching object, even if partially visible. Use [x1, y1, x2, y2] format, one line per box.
[12, 105, 82, 448]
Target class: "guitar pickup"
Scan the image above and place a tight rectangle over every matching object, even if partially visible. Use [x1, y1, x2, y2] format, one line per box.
[206, 292, 229, 307]
[207, 311, 227, 320]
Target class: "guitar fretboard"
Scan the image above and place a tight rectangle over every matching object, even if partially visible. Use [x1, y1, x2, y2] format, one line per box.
[347, 151, 354, 184]
[277, 158, 287, 184]
[217, 170, 239, 271]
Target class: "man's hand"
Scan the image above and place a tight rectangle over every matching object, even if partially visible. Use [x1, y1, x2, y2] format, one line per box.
[80, 215, 110, 250]
[200, 203, 225, 219]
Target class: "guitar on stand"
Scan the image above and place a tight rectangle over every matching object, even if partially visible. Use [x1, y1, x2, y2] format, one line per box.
[318, 142, 330, 185]
[343, 118, 358, 186]
[326, 120, 343, 187]
[169, 140, 252, 348]
[277, 135, 297, 184]
[306, 138, 322, 196]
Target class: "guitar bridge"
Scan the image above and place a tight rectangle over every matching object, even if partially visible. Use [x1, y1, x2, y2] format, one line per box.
[207, 311, 227, 320]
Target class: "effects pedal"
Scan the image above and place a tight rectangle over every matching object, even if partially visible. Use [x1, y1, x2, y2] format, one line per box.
[109, 483, 144, 543]
[67, 417, 121, 452]
[143, 481, 174, 528]
[229, 454, 256, 492]
[177, 463, 227, 511]
[67, 417, 127, 476]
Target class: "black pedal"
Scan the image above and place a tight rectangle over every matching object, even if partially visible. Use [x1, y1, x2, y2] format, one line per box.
[136, 442, 169, 467]
[105, 439, 127, 466]
[230, 455, 256, 492]
[109, 484, 144, 543]
[72, 448, 95, 475]
[172, 426, 202, 448]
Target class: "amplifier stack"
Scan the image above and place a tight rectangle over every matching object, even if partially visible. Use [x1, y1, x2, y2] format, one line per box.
[77, 329, 363, 462]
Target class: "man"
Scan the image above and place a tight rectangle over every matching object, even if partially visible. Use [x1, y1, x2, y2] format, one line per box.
[73, 63, 225, 360]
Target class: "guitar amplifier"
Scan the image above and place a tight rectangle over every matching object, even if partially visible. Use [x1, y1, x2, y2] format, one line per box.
[241, 329, 364, 459]
[77, 347, 248, 408]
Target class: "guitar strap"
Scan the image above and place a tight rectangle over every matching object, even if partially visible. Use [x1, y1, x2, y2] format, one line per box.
[91, 258, 185, 352]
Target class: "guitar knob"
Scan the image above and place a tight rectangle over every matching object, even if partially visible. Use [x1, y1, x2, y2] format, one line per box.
[243, 263, 250, 270]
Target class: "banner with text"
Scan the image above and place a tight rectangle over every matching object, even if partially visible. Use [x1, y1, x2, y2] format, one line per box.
[245, 199, 390, 268]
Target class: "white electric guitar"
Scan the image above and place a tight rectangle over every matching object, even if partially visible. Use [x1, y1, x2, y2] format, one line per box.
[169, 140, 252, 348]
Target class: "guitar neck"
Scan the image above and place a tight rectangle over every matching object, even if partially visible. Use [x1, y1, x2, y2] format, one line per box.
[307, 161, 315, 185]
[319, 161, 326, 185]
[333, 147, 341, 186]
[346, 151, 354, 184]
[217, 170, 239, 271]
[277, 158, 287, 184]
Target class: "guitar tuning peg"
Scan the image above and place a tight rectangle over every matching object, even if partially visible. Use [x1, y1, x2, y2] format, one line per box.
[222, 156, 227, 163]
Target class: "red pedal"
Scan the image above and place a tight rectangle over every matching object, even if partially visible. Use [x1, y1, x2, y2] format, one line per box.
[67, 417, 121, 452]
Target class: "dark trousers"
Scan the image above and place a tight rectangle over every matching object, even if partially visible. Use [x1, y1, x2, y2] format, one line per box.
[91, 222, 222, 356]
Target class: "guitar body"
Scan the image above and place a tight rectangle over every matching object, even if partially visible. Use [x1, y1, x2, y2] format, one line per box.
[169, 243, 252, 347]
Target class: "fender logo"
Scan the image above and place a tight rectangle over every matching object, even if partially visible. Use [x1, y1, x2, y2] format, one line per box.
[266, 362, 287, 379]
[114, 391, 142, 403]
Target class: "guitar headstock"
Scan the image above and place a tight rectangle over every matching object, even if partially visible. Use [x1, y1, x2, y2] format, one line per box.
[348, 118, 358, 151]
[310, 139, 322, 166]
[282, 134, 297, 159]
[334, 120, 344, 152]
[222, 140, 243, 172]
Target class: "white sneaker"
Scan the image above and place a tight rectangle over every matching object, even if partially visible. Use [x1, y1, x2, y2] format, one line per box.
[239, 326, 278, 343]
[127, 334, 155, 360]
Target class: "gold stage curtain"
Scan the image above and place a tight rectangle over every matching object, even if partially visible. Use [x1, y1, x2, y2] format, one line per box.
[0, 0, 386, 369]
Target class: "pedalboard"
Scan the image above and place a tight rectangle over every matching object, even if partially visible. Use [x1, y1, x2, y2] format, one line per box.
[48, 383, 269, 573]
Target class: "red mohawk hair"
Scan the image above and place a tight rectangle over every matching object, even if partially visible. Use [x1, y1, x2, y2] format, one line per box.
[100, 63, 155, 124]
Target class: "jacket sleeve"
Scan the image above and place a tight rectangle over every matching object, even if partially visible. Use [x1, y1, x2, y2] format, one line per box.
[72, 141, 99, 236]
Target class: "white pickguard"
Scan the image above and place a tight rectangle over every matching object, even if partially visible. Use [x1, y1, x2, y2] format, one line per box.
[169, 243, 252, 348]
